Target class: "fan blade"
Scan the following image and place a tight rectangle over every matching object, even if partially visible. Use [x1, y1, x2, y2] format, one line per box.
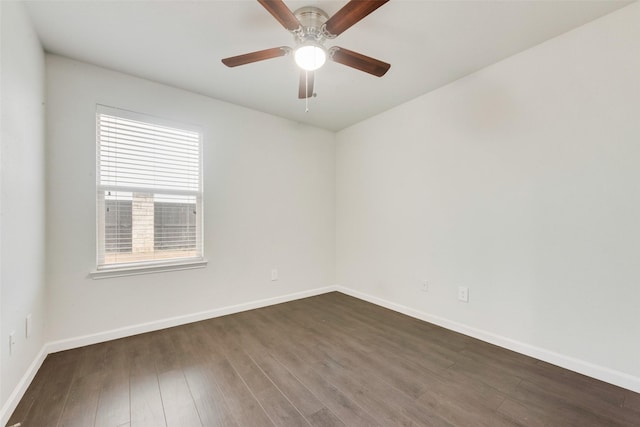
[298, 70, 315, 99]
[222, 47, 290, 67]
[258, 0, 301, 32]
[324, 0, 389, 37]
[330, 47, 390, 77]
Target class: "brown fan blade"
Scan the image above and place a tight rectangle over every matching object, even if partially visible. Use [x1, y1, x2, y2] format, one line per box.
[324, 0, 389, 37]
[222, 47, 290, 67]
[258, 0, 301, 32]
[298, 70, 315, 99]
[330, 47, 390, 77]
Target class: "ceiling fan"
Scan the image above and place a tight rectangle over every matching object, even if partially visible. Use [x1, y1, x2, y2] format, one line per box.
[222, 0, 391, 99]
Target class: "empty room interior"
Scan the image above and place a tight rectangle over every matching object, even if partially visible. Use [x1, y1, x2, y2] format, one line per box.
[1, 0, 639, 425]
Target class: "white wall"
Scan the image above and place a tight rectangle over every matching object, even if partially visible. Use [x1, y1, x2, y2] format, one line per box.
[0, 0, 47, 411]
[336, 2, 640, 390]
[45, 55, 335, 343]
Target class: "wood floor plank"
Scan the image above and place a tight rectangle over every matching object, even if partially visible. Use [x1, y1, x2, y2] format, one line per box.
[58, 343, 112, 426]
[181, 362, 239, 427]
[170, 325, 239, 427]
[151, 330, 182, 374]
[7, 292, 640, 427]
[129, 334, 167, 427]
[94, 374, 131, 427]
[94, 338, 132, 427]
[58, 371, 105, 427]
[146, 328, 203, 426]
[157, 369, 202, 427]
[207, 358, 275, 426]
[130, 373, 166, 427]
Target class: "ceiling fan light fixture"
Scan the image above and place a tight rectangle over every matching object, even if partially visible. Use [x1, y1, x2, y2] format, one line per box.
[294, 44, 326, 71]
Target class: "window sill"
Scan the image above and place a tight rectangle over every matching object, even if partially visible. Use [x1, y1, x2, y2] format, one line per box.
[90, 258, 208, 279]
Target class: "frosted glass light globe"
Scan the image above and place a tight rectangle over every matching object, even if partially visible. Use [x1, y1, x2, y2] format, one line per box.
[294, 45, 326, 71]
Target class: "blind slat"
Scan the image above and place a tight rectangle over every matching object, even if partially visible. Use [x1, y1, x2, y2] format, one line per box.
[99, 136, 200, 158]
[99, 117, 199, 140]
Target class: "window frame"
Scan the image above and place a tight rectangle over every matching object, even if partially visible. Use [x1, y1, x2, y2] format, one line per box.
[91, 105, 206, 279]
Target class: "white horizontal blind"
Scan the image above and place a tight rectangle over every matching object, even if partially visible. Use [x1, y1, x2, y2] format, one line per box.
[96, 106, 203, 268]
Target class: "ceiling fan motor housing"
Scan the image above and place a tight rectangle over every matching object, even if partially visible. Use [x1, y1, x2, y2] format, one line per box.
[293, 6, 329, 45]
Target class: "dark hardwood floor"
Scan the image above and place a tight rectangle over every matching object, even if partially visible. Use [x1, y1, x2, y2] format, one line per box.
[7, 292, 640, 426]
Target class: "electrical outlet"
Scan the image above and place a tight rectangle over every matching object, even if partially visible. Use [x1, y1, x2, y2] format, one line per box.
[26, 314, 32, 339]
[271, 268, 278, 281]
[421, 280, 429, 292]
[458, 286, 469, 303]
[9, 331, 16, 355]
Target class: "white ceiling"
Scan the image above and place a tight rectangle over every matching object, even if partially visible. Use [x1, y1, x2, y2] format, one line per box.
[25, 0, 631, 131]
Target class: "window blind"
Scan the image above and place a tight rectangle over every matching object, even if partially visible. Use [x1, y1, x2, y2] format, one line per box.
[96, 106, 203, 269]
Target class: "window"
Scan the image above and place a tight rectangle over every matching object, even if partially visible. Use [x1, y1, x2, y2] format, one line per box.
[95, 106, 204, 276]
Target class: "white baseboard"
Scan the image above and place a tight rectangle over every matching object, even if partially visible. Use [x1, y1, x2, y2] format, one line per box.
[335, 285, 640, 393]
[0, 346, 48, 427]
[1, 285, 337, 425]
